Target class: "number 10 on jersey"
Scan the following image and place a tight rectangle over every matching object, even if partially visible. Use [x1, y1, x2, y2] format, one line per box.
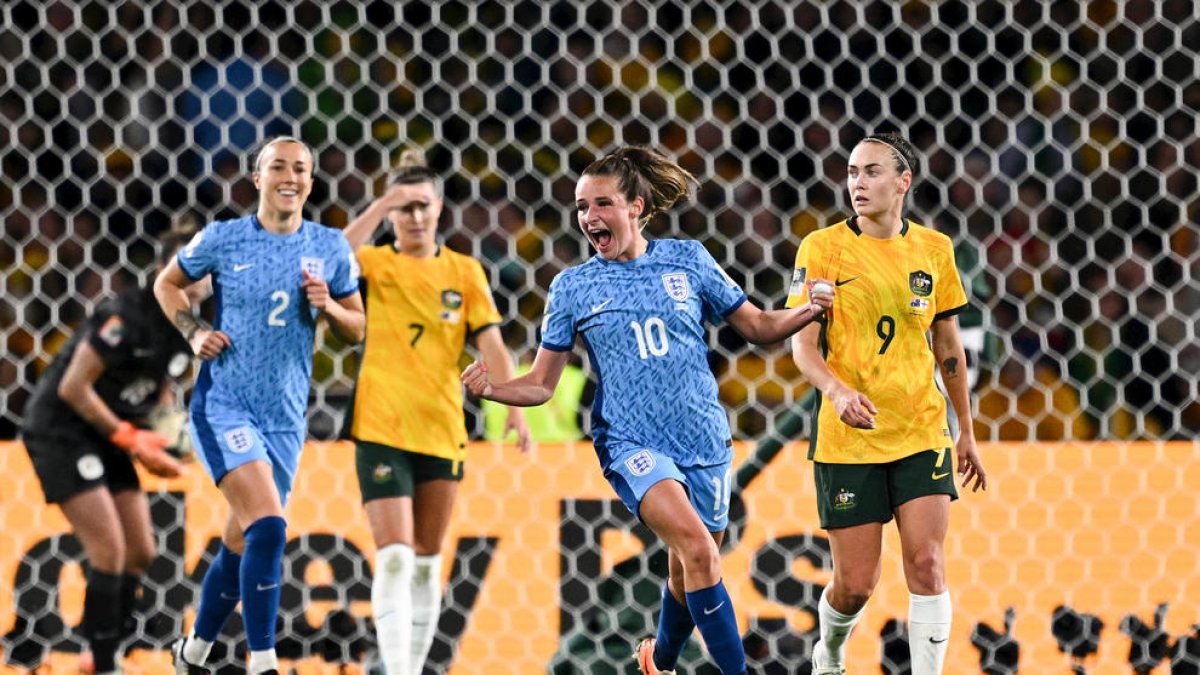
[630, 318, 670, 359]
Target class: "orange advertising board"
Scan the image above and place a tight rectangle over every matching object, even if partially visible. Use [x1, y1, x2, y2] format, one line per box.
[2, 440, 1198, 673]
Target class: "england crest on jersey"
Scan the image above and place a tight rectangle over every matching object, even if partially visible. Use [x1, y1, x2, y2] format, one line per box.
[662, 273, 690, 301]
[301, 256, 325, 280]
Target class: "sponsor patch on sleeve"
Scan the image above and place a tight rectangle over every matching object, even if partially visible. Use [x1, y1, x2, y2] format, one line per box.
[98, 315, 125, 347]
[789, 267, 807, 296]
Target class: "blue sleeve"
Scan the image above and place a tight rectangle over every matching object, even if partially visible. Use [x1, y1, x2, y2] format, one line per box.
[177, 224, 220, 280]
[693, 242, 747, 325]
[539, 273, 576, 352]
[327, 233, 360, 299]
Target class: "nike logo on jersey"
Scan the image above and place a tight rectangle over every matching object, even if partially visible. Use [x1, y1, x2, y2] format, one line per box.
[233, 262, 256, 272]
[256, 582, 279, 591]
[929, 637, 948, 644]
[835, 276, 859, 286]
[931, 471, 950, 480]
[703, 601, 726, 615]
[591, 298, 614, 313]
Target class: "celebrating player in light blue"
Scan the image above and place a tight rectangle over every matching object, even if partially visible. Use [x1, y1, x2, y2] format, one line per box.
[154, 136, 365, 675]
[462, 146, 835, 675]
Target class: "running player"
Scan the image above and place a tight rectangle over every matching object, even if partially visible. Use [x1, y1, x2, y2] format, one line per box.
[155, 136, 365, 675]
[462, 146, 834, 675]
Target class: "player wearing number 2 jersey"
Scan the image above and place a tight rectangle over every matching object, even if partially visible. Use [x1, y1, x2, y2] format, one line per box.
[463, 146, 834, 675]
[155, 137, 365, 675]
[788, 132, 987, 675]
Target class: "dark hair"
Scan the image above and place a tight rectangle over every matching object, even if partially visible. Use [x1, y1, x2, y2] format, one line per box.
[861, 131, 920, 182]
[158, 217, 199, 266]
[390, 148, 440, 192]
[252, 135, 311, 172]
[582, 146, 696, 227]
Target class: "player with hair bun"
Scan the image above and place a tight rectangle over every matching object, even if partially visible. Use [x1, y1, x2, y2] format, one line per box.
[342, 149, 531, 675]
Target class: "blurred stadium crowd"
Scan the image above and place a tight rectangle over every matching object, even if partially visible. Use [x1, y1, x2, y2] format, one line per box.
[1, 0, 1196, 441]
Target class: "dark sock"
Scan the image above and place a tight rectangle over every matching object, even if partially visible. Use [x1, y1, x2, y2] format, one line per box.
[240, 516, 286, 652]
[654, 582, 695, 669]
[119, 573, 141, 640]
[83, 569, 123, 672]
[686, 580, 747, 675]
[194, 543, 243, 641]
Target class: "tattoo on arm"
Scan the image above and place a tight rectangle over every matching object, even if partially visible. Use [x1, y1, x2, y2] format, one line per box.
[173, 310, 211, 340]
[943, 356, 960, 377]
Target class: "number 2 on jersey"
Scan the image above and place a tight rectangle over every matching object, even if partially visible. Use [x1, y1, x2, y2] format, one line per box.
[268, 290, 289, 326]
[630, 317, 669, 359]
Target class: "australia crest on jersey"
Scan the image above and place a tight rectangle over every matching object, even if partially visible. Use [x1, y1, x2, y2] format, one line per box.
[909, 270, 933, 297]
[301, 257, 325, 280]
[661, 273, 690, 301]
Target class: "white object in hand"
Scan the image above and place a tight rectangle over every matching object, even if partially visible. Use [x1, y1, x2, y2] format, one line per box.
[810, 281, 833, 314]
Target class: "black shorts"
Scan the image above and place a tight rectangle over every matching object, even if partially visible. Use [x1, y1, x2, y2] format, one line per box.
[355, 440, 463, 504]
[814, 448, 958, 529]
[23, 429, 141, 504]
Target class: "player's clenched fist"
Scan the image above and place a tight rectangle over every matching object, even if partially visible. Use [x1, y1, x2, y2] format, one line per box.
[461, 361, 493, 398]
[302, 269, 330, 311]
[191, 328, 232, 360]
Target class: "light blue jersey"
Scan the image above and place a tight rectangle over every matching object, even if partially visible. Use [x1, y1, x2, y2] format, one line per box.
[541, 239, 747, 470]
[178, 215, 359, 433]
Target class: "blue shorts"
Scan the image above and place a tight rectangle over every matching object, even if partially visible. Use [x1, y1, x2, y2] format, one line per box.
[189, 410, 303, 505]
[605, 447, 733, 532]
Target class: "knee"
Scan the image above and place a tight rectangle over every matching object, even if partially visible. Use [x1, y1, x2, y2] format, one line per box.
[676, 535, 721, 579]
[86, 536, 126, 574]
[124, 535, 157, 576]
[906, 543, 945, 594]
[831, 569, 880, 612]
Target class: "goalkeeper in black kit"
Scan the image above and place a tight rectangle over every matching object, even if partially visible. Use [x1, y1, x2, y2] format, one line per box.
[19, 227, 205, 675]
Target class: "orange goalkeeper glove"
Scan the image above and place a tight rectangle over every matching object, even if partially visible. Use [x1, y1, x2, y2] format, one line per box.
[109, 421, 182, 478]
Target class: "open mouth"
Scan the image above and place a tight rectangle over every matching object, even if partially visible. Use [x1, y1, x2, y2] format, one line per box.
[588, 227, 612, 252]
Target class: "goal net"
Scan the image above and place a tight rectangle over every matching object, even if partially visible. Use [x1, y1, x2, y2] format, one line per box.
[1, 1, 1196, 673]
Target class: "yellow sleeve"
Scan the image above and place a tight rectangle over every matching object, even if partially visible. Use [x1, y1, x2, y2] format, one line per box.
[464, 258, 502, 334]
[785, 234, 817, 309]
[355, 245, 377, 282]
[782, 229, 830, 306]
[933, 239, 969, 320]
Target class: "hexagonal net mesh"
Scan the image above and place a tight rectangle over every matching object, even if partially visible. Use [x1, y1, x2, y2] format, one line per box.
[0, 0, 1197, 672]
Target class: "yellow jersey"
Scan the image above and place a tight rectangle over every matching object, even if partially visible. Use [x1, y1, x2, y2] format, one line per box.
[350, 244, 501, 461]
[786, 218, 968, 463]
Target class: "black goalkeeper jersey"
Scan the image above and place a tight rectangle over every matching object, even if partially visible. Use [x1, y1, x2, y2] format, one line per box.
[23, 285, 192, 439]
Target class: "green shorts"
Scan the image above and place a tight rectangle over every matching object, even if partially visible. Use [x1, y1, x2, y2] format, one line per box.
[814, 448, 958, 529]
[355, 440, 463, 504]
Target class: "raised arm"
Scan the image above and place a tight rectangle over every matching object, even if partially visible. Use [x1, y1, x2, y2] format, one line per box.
[343, 183, 408, 251]
[725, 280, 833, 344]
[462, 346, 570, 407]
